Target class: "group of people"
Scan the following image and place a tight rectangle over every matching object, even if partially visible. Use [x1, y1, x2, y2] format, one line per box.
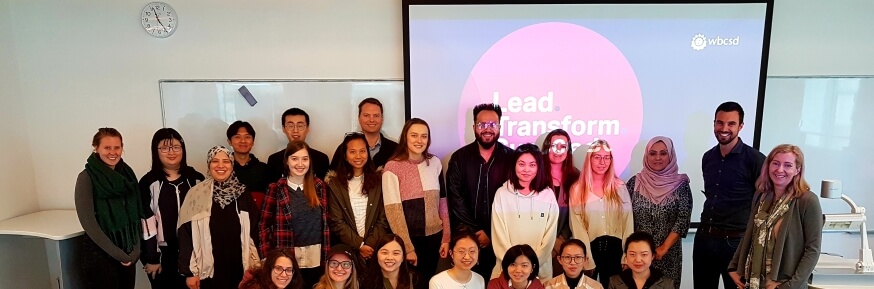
[75, 99, 823, 289]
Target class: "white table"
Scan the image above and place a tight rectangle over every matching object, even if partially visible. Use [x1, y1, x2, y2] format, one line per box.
[808, 254, 874, 288]
[0, 210, 83, 289]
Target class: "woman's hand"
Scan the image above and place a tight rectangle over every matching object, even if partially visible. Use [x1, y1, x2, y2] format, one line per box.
[655, 244, 669, 261]
[728, 271, 745, 289]
[186, 276, 200, 289]
[439, 242, 450, 258]
[406, 251, 418, 266]
[765, 280, 781, 289]
[360, 245, 374, 259]
[144, 263, 162, 278]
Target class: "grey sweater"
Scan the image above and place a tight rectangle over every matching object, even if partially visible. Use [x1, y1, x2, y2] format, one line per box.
[728, 191, 823, 289]
[75, 170, 141, 263]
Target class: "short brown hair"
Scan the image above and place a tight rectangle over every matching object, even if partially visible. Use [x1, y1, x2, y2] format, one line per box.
[91, 127, 123, 147]
[358, 98, 383, 115]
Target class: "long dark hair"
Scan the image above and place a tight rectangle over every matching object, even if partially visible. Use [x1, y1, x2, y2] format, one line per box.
[333, 133, 380, 194]
[540, 129, 581, 199]
[364, 235, 416, 289]
[240, 248, 303, 289]
[508, 143, 549, 192]
[390, 118, 434, 165]
[284, 141, 320, 208]
[149, 128, 190, 177]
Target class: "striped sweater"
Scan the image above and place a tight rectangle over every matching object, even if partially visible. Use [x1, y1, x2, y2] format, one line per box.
[381, 157, 450, 253]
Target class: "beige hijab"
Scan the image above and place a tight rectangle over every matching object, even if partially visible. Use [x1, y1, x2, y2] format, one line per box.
[634, 136, 689, 204]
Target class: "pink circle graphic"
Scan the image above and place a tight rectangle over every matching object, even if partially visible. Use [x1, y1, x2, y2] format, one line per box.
[458, 22, 643, 173]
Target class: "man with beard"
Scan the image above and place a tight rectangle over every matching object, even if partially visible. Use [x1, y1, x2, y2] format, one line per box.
[694, 101, 765, 289]
[446, 103, 515, 279]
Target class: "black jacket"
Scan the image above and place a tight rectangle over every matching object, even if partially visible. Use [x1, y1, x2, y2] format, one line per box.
[446, 141, 514, 236]
[267, 147, 330, 181]
[330, 133, 398, 170]
[138, 166, 205, 264]
[233, 154, 271, 194]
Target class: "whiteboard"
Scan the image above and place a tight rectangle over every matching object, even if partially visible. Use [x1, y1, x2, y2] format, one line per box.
[761, 76, 874, 216]
[160, 80, 405, 175]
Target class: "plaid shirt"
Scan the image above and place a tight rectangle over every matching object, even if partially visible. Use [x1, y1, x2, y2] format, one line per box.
[259, 178, 330, 262]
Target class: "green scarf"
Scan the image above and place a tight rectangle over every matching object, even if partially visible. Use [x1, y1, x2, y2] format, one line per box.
[744, 192, 793, 289]
[84, 153, 142, 253]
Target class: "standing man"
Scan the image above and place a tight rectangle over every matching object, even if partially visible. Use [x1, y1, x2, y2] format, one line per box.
[694, 101, 765, 289]
[267, 108, 330, 180]
[330, 97, 398, 170]
[446, 103, 515, 279]
[227, 121, 271, 213]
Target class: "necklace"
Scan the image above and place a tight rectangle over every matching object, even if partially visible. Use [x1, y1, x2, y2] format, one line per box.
[448, 269, 471, 289]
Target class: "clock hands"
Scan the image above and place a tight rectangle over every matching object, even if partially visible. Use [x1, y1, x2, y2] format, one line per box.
[150, 6, 169, 33]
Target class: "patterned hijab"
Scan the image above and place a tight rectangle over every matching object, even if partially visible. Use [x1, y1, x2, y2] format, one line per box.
[634, 136, 689, 204]
[207, 146, 246, 208]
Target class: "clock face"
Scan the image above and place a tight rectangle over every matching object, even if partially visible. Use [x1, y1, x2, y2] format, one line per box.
[141, 2, 177, 38]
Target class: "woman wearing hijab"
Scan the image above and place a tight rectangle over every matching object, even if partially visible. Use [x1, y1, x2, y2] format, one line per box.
[75, 127, 142, 289]
[178, 146, 260, 289]
[626, 136, 691, 289]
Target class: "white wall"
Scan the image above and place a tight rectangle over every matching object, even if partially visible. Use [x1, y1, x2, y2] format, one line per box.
[5, 0, 402, 210]
[0, 0, 39, 221]
[768, 0, 874, 76]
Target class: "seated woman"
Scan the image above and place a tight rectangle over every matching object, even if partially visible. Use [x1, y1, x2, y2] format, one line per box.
[544, 239, 602, 289]
[728, 144, 822, 289]
[313, 244, 360, 289]
[429, 230, 486, 289]
[178, 146, 260, 289]
[607, 232, 673, 289]
[364, 234, 417, 289]
[487, 244, 545, 289]
[239, 248, 303, 289]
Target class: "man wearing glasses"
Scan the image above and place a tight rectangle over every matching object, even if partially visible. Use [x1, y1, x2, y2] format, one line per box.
[329, 98, 399, 170]
[446, 103, 514, 279]
[267, 107, 330, 181]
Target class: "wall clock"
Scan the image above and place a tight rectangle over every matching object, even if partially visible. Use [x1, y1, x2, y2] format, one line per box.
[141, 2, 177, 38]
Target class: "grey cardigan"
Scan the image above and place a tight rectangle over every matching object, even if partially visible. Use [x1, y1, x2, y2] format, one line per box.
[728, 191, 823, 289]
[75, 170, 141, 263]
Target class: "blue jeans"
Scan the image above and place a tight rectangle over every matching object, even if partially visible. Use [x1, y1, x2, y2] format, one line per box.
[693, 230, 743, 289]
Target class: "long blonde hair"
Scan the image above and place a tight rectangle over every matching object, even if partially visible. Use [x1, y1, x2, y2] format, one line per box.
[570, 139, 626, 231]
[755, 144, 810, 199]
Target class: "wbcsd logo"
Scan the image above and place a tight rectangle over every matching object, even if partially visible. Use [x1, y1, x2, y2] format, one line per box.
[691, 34, 740, 51]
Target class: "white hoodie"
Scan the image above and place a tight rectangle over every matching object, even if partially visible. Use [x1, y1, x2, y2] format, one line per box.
[491, 180, 559, 281]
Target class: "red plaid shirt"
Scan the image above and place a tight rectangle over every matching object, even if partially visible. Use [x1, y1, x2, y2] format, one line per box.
[259, 178, 330, 262]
